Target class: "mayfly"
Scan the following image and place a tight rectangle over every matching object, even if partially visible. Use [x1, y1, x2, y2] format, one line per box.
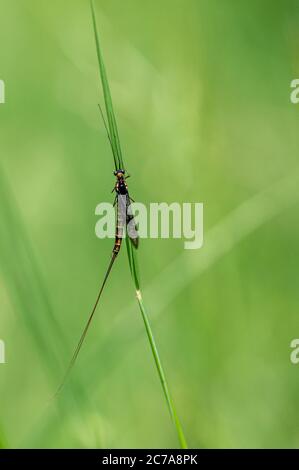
[55, 4, 138, 396]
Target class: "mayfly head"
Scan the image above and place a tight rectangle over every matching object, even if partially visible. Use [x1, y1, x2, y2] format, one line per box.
[114, 169, 125, 179]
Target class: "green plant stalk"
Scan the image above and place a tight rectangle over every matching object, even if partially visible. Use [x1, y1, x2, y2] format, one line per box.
[126, 238, 188, 448]
[136, 294, 188, 448]
[90, 0, 188, 448]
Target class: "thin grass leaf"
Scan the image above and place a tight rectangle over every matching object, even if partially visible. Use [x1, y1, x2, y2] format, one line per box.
[126, 238, 188, 448]
[0, 167, 65, 377]
[0, 167, 94, 449]
[125, 237, 140, 291]
[90, 0, 188, 448]
[90, 0, 124, 170]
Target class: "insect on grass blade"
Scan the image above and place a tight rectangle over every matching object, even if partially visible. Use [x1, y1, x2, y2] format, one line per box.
[90, 0, 188, 448]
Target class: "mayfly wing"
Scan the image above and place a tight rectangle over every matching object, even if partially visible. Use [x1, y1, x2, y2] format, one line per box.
[126, 193, 139, 249]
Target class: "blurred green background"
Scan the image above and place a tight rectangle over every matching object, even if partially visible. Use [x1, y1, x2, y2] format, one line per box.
[0, 0, 299, 449]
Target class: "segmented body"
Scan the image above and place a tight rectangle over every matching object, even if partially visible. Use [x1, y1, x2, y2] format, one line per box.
[113, 175, 128, 255]
[113, 173, 138, 254]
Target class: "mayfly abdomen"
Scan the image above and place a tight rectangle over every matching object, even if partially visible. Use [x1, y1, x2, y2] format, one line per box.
[113, 237, 122, 254]
[113, 193, 126, 254]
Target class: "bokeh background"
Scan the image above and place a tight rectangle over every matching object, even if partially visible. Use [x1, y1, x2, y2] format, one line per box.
[0, 0, 299, 449]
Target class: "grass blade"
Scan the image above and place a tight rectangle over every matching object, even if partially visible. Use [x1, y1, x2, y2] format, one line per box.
[90, 0, 124, 170]
[90, 0, 188, 448]
[0, 166, 65, 377]
[126, 239, 188, 448]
